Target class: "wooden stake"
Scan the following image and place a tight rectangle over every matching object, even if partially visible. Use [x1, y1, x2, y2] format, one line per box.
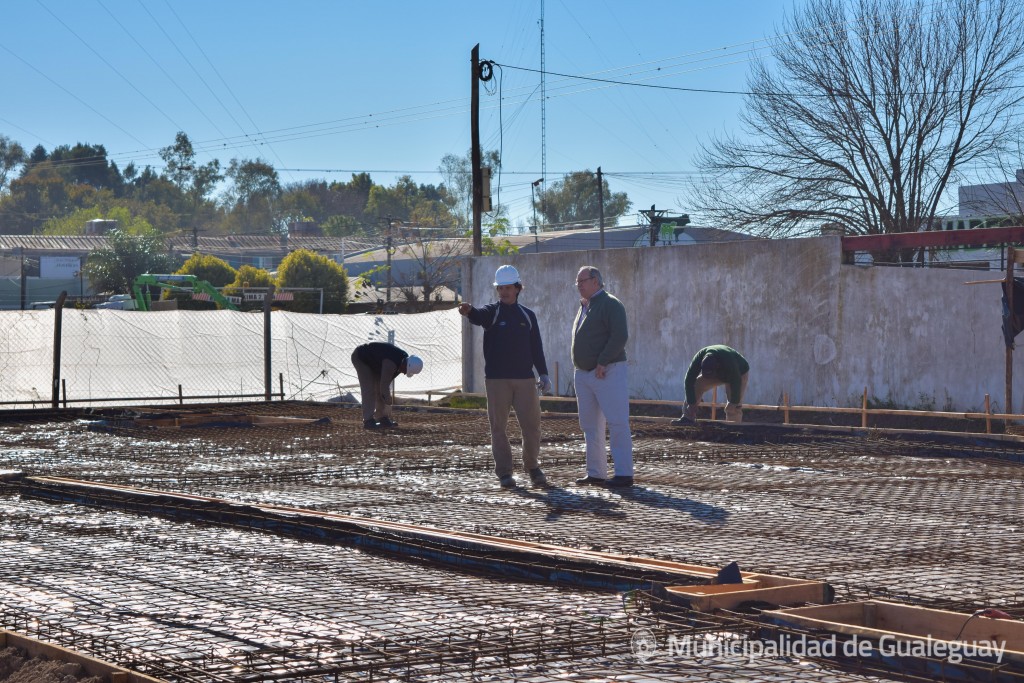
[861, 387, 868, 428]
[985, 394, 991, 434]
[784, 393, 790, 424]
[711, 386, 717, 421]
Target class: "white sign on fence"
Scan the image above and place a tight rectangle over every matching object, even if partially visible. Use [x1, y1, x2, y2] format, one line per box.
[40, 256, 82, 279]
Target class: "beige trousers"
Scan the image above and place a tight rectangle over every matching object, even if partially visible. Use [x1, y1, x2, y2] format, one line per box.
[692, 372, 749, 422]
[485, 378, 542, 477]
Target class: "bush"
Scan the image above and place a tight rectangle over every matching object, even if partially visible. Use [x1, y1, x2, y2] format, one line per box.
[276, 249, 348, 314]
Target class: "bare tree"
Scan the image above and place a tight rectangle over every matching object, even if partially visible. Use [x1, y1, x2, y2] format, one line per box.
[960, 135, 1024, 220]
[393, 233, 469, 312]
[688, 0, 1024, 259]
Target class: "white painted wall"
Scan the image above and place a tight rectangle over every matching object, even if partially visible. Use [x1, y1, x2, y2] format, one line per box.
[461, 236, 1017, 412]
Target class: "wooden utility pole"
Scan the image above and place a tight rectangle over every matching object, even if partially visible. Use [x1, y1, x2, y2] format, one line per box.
[597, 167, 605, 249]
[1008, 247, 1016, 419]
[471, 44, 482, 257]
[385, 215, 394, 304]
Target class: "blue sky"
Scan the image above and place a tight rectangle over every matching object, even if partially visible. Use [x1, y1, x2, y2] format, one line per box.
[1, 1, 799, 228]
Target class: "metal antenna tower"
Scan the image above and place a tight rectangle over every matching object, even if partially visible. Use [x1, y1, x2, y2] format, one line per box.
[540, 0, 546, 192]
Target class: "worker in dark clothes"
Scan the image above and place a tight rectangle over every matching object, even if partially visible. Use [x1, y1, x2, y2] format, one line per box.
[673, 345, 749, 425]
[351, 342, 423, 429]
[459, 265, 551, 489]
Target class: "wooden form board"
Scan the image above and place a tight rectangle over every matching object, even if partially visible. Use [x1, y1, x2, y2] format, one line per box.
[764, 600, 1024, 660]
[665, 575, 829, 611]
[0, 629, 166, 683]
[128, 414, 325, 429]
[25, 475, 826, 594]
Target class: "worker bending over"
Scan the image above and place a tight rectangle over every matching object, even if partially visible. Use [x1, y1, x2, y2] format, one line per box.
[674, 345, 749, 425]
[351, 342, 423, 429]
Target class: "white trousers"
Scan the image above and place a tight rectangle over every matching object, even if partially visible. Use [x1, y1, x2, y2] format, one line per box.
[574, 361, 633, 478]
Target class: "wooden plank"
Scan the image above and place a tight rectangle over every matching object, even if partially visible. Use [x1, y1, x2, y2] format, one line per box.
[23, 475, 825, 594]
[765, 601, 1024, 655]
[667, 580, 827, 611]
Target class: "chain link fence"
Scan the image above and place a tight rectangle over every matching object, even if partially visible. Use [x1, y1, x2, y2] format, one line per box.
[0, 307, 462, 408]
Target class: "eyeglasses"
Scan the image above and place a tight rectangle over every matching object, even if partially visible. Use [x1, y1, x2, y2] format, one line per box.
[575, 276, 594, 286]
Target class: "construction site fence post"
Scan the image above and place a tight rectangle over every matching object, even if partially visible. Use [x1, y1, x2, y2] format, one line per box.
[264, 286, 274, 401]
[178, 385, 183, 405]
[279, 373, 284, 400]
[51, 291, 67, 409]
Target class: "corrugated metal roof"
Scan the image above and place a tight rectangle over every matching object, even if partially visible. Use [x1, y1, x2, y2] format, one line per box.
[0, 235, 110, 253]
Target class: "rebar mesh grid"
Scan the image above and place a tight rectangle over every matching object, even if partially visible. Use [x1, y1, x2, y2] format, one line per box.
[2, 406, 1021, 610]
[2, 404, 1024, 681]
[0, 494, 895, 683]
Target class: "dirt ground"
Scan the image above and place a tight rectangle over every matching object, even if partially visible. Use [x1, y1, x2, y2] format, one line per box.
[0, 648, 102, 683]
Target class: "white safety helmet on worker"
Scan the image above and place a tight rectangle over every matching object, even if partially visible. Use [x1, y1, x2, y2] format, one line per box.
[405, 355, 424, 377]
[493, 265, 521, 286]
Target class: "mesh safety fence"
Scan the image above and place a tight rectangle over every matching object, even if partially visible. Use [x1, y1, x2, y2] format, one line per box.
[0, 308, 462, 407]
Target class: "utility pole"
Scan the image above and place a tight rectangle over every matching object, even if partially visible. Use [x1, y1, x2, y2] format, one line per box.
[531, 178, 543, 252]
[597, 167, 605, 250]
[385, 215, 394, 305]
[471, 44, 482, 257]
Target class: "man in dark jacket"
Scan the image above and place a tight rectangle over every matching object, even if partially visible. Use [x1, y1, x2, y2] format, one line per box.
[459, 265, 551, 489]
[351, 342, 423, 429]
[674, 344, 749, 425]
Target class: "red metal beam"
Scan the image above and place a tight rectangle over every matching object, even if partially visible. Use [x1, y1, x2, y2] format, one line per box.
[841, 225, 1024, 252]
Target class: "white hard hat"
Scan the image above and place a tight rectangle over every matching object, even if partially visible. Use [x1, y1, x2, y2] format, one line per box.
[493, 265, 521, 286]
[405, 355, 423, 377]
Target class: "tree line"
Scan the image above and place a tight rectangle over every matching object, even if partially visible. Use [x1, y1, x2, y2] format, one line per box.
[0, 132, 633, 240]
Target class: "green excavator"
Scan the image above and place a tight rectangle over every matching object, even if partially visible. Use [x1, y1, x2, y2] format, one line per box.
[131, 274, 240, 311]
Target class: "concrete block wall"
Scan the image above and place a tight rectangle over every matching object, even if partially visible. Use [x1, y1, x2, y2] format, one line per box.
[461, 235, 1015, 412]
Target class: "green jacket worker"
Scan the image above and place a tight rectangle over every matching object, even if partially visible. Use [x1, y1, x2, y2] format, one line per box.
[677, 345, 749, 424]
[571, 266, 633, 488]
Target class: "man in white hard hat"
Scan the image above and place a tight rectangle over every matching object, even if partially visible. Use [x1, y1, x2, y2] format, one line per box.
[459, 264, 552, 489]
[350, 341, 423, 429]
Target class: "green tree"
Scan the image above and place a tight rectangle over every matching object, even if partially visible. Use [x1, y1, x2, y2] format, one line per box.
[322, 214, 365, 237]
[366, 175, 458, 231]
[366, 175, 419, 222]
[165, 253, 237, 310]
[438, 148, 502, 231]
[48, 142, 123, 190]
[176, 253, 236, 286]
[276, 248, 349, 314]
[535, 170, 631, 228]
[159, 132, 223, 227]
[328, 173, 374, 222]
[42, 205, 151, 236]
[82, 227, 176, 294]
[0, 135, 26, 194]
[224, 265, 276, 311]
[223, 158, 281, 234]
[688, 0, 1024, 256]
